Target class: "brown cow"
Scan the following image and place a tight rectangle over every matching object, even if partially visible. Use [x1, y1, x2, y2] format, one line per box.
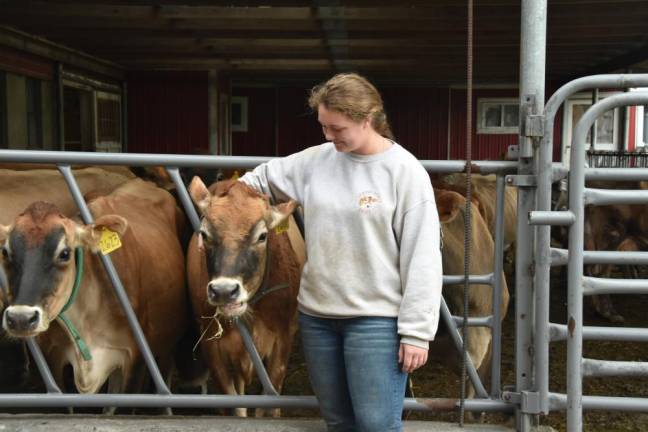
[0, 179, 187, 397]
[439, 173, 517, 250]
[0, 167, 135, 225]
[430, 188, 510, 399]
[186, 178, 303, 417]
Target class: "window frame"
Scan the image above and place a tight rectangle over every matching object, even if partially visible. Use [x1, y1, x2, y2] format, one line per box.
[0, 71, 6, 149]
[476, 98, 520, 135]
[231, 96, 248, 133]
[26, 77, 43, 149]
[561, 91, 621, 165]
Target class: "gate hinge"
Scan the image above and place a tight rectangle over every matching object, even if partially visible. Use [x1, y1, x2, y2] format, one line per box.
[501, 391, 543, 414]
[524, 114, 545, 138]
[506, 174, 537, 187]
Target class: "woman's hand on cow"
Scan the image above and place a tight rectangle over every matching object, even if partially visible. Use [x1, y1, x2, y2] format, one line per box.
[399, 343, 428, 373]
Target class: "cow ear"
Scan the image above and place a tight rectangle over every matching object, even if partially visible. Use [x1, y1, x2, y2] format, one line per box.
[436, 192, 464, 223]
[0, 224, 10, 244]
[267, 200, 298, 229]
[189, 176, 211, 214]
[78, 215, 128, 251]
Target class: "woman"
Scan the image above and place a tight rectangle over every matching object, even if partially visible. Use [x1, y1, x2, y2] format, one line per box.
[239, 73, 442, 432]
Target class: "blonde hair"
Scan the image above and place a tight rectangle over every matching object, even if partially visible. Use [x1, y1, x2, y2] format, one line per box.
[308, 73, 393, 139]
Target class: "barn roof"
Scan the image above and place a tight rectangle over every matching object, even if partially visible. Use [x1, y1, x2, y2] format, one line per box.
[2, 0, 648, 85]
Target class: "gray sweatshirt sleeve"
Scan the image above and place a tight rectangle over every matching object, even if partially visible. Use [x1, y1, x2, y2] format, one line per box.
[396, 183, 443, 349]
[238, 145, 319, 205]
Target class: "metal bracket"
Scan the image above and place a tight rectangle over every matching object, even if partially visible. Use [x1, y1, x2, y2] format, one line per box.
[525, 114, 545, 138]
[507, 144, 520, 160]
[501, 391, 542, 414]
[506, 174, 537, 187]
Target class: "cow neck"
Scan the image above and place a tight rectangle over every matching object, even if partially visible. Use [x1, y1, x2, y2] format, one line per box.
[248, 237, 289, 306]
[57, 247, 93, 361]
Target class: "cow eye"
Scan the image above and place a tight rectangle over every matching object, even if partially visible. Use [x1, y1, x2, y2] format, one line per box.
[200, 230, 210, 241]
[257, 232, 268, 243]
[1, 246, 9, 261]
[58, 248, 71, 262]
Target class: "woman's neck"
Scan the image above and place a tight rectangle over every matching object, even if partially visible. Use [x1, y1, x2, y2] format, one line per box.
[352, 132, 392, 156]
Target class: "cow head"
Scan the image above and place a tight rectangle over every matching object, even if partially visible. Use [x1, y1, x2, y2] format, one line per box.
[0, 201, 127, 338]
[189, 177, 296, 319]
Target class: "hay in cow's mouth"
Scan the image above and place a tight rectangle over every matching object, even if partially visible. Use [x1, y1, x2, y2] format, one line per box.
[221, 302, 246, 316]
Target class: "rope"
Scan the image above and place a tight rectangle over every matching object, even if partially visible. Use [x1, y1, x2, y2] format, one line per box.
[459, 0, 474, 425]
[57, 247, 92, 361]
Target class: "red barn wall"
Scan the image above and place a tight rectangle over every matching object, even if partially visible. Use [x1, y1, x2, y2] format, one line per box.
[229, 84, 566, 161]
[127, 71, 208, 154]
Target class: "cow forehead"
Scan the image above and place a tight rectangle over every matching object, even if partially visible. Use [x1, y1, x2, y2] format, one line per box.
[206, 194, 268, 231]
[13, 203, 71, 248]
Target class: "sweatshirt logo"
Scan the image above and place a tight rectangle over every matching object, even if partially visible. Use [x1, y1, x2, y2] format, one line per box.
[358, 191, 381, 212]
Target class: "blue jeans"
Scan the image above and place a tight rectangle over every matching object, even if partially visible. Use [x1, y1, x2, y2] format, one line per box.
[299, 312, 408, 432]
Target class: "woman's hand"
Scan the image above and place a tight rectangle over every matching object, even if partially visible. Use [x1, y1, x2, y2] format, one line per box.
[399, 343, 429, 373]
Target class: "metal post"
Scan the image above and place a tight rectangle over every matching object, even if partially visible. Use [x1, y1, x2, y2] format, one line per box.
[517, 0, 547, 430]
[490, 175, 506, 397]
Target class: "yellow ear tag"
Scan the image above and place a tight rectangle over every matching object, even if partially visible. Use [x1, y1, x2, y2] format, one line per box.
[99, 228, 122, 255]
[274, 218, 289, 235]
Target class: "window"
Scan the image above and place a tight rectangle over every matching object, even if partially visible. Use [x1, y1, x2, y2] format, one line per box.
[95, 92, 121, 152]
[0, 72, 6, 149]
[477, 98, 519, 134]
[26, 77, 43, 149]
[561, 93, 621, 166]
[635, 105, 648, 149]
[231, 96, 248, 132]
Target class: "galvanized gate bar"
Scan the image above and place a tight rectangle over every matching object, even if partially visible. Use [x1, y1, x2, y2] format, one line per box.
[585, 167, 648, 181]
[0, 394, 513, 412]
[582, 359, 648, 377]
[582, 277, 648, 296]
[550, 393, 648, 412]
[566, 91, 648, 430]
[536, 74, 648, 425]
[58, 165, 171, 395]
[490, 174, 506, 398]
[0, 148, 518, 174]
[584, 188, 648, 205]
[550, 248, 648, 266]
[439, 298, 489, 398]
[26, 339, 61, 394]
[166, 167, 201, 232]
[549, 324, 648, 343]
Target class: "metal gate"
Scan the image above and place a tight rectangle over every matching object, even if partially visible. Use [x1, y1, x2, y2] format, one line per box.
[0, 150, 514, 416]
[525, 76, 648, 432]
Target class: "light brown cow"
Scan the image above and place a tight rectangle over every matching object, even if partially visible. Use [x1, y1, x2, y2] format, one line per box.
[0, 179, 187, 396]
[186, 178, 303, 417]
[439, 173, 517, 250]
[0, 167, 135, 225]
[430, 188, 510, 398]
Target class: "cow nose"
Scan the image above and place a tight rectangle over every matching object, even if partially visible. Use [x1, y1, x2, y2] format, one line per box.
[4, 306, 41, 333]
[207, 281, 241, 303]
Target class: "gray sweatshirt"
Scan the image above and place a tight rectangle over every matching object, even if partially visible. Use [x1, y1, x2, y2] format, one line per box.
[240, 142, 442, 349]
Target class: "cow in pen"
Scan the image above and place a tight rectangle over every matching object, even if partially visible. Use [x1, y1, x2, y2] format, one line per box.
[429, 188, 510, 399]
[0, 179, 187, 399]
[186, 178, 304, 417]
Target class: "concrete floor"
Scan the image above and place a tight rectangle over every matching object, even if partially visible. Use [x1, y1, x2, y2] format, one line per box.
[0, 414, 558, 432]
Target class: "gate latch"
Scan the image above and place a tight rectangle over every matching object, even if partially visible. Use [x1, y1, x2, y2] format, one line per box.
[506, 175, 537, 187]
[502, 390, 543, 414]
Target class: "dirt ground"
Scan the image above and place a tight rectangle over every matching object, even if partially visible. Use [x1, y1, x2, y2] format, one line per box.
[2, 270, 648, 431]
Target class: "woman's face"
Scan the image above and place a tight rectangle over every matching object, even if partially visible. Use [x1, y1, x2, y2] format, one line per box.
[317, 104, 371, 154]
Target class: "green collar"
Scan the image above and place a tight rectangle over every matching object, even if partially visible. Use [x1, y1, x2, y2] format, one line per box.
[57, 247, 92, 361]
